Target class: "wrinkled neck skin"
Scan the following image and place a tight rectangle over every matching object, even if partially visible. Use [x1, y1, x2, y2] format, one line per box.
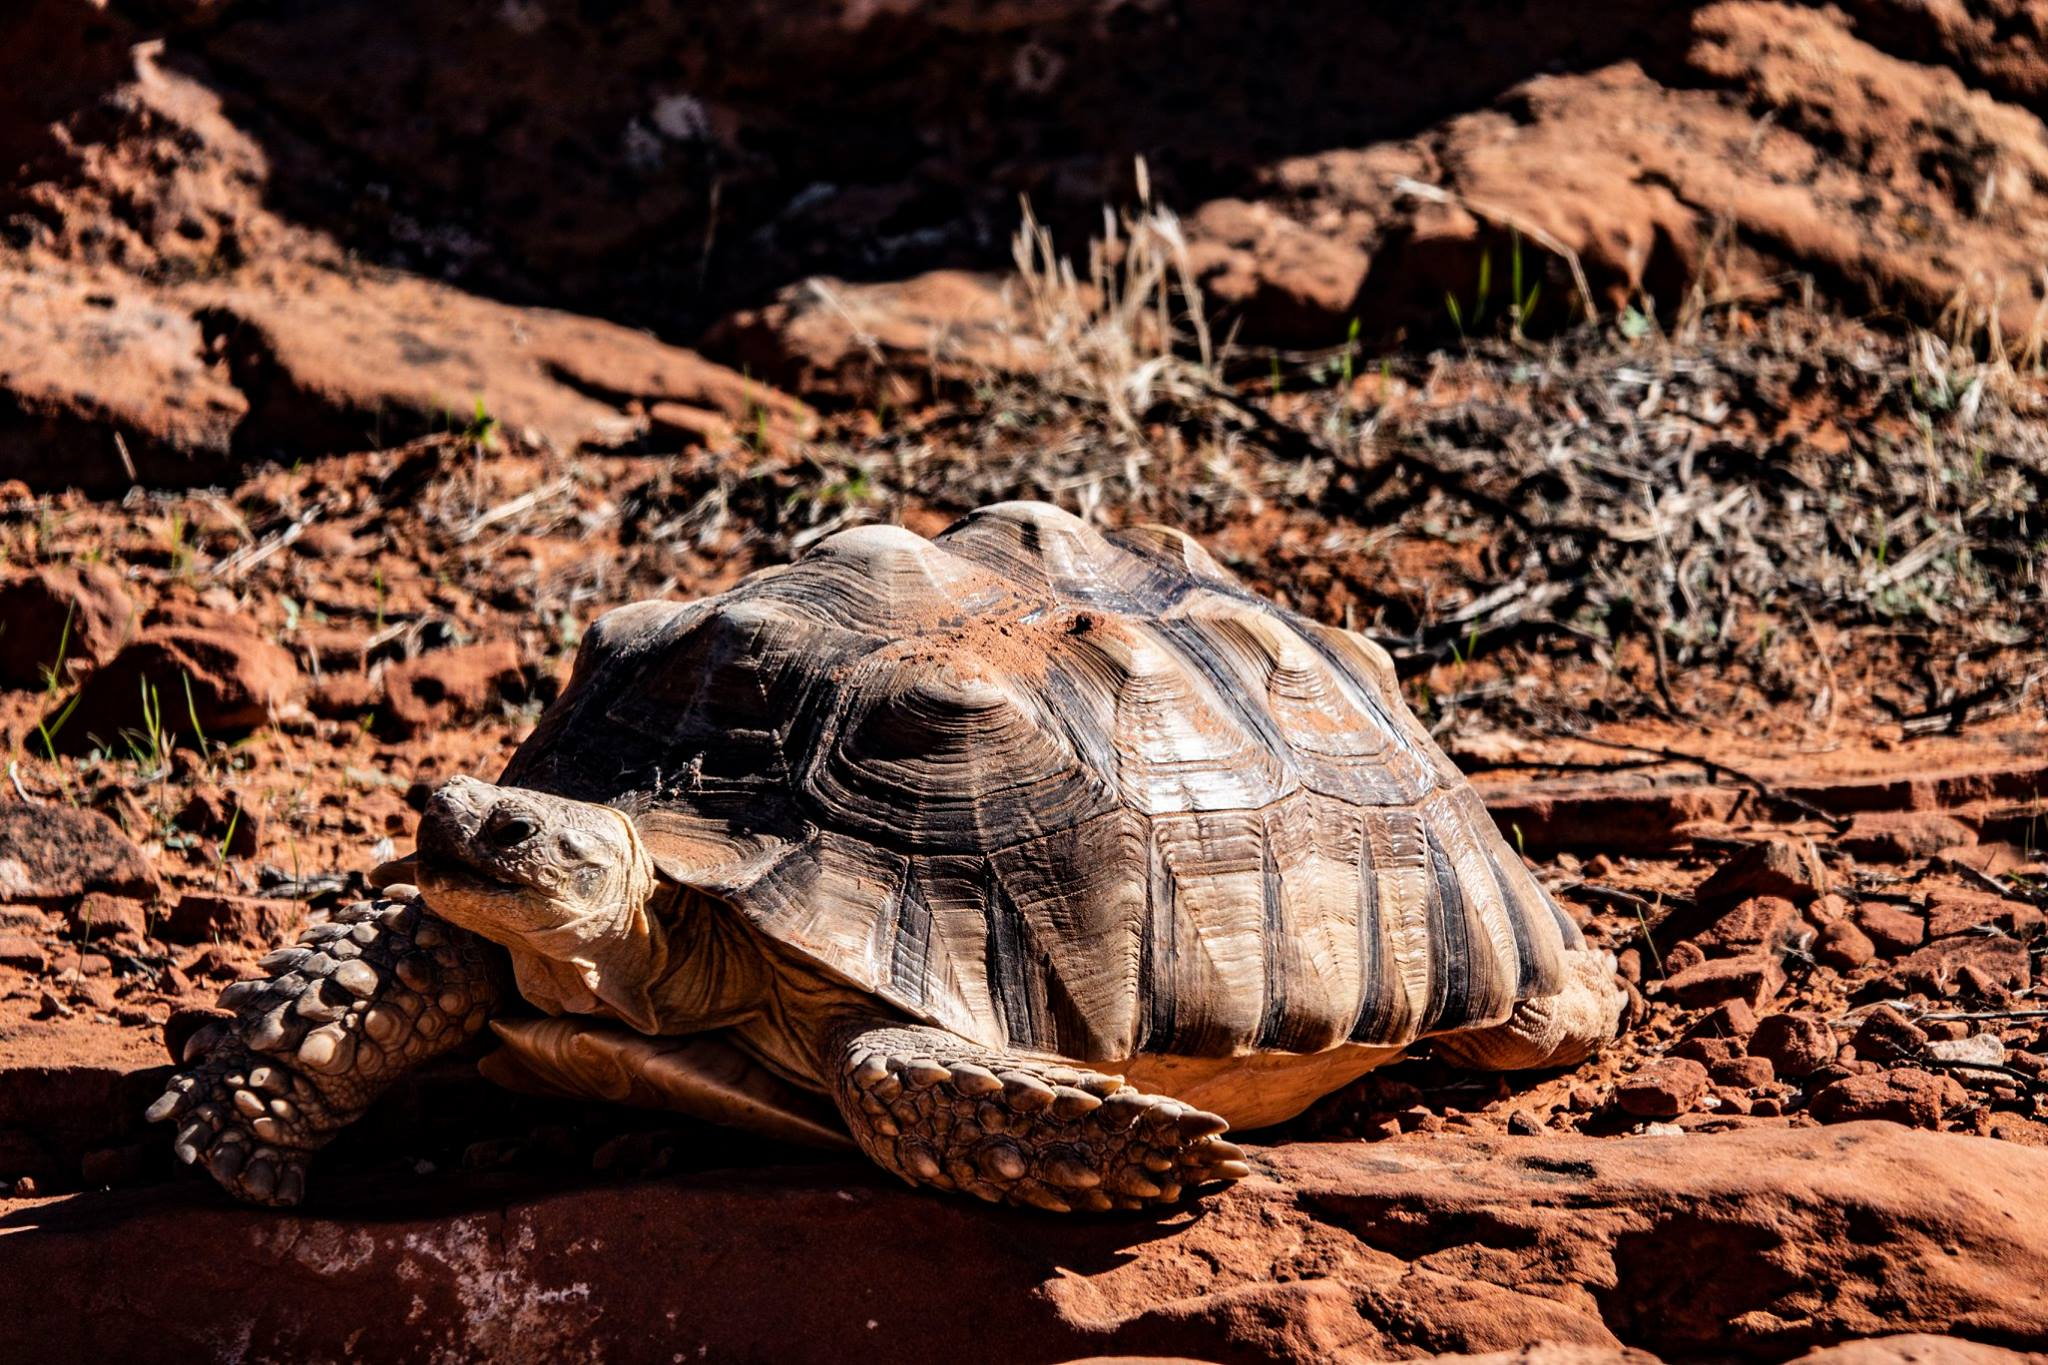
[505, 874, 669, 1034]
[465, 854, 775, 1039]
[645, 889, 781, 1037]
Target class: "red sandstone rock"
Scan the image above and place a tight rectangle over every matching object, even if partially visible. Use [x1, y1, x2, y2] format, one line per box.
[1202, 5, 2048, 346]
[161, 894, 301, 949]
[1695, 837, 1828, 907]
[1617, 1058, 1710, 1118]
[1852, 1006, 1929, 1064]
[1788, 1336, 2042, 1364]
[1185, 198, 1372, 348]
[63, 893, 150, 945]
[1749, 1012, 1838, 1078]
[1810, 1070, 1965, 1129]
[0, 34, 812, 493]
[1805, 893, 1852, 926]
[0, 269, 249, 491]
[0, 564, 138, 688]
[1694, 896, 1804, 957]
[173, 789, 262, 859]
[1852, 903, 1926, 956]
[380, 641, 531, 736]
[0, 935, 47, 972]
[306, 670, 381, 721]
[1686, 999, 1758, 1042]
[1661, 954, 1786, 1011]
[1672, 1036, 1745, 1067]
[1710, 1056, 1775, 1089]
[5, 1124, 2045, 1362]
[188, 270, 816, 466]
[50, 625, 300, 752]
[178, 943, 246, 981]
[706, 271, 1046, 404]
[1839, 812, 1978, 862]
[1925, 893, 2044, 940]
[1891, 937, 2032, 998]
[17, 0, 2048, 494]
[1475, 780, 1744, 856]
[0, 804, 157, 905]
[1816, 920, 1878, 971]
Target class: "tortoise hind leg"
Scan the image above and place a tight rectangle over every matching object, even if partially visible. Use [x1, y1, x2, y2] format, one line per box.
[1430, 947, 1628, 1071]
[828, 1022, 1252, 1213]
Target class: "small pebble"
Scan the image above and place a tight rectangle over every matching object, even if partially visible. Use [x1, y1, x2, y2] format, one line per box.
[1815, 920, 1876, 970]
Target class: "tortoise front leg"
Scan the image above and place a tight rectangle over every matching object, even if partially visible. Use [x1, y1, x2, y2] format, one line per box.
[146, 892, 504, 1206]
[828, 1022, 1252, 1213]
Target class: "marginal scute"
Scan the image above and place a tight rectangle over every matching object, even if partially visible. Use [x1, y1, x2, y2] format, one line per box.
[500, 500, 1587, 1061]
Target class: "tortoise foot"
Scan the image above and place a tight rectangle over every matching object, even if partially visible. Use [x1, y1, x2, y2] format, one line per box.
[830, 1023, 1251, 1212]
[147, 1041, 317, 1205]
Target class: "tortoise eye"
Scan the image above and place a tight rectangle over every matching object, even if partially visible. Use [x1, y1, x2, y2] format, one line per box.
[485, 810, 540, 848]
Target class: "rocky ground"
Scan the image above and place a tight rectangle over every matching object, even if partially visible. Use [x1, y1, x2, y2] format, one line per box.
[3, 2, 2048, 1362]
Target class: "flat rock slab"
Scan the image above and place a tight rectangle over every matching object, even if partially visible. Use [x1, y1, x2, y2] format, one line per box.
[2, 1123, 2043, 1363]
[0, 803, 157, 904]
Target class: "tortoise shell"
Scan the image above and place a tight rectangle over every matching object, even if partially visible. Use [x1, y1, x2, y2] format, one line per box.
[501, 502, 1581, 1061]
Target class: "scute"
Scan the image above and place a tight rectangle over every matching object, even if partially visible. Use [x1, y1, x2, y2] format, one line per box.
[802, 645, 1120, 851]
[749, 522, 1028, 633]
[499, 503, 1582, 1061]
[1108, 523, 1241, 586]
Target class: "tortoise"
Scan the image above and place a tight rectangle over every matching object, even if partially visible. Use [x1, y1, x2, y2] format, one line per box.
[150, 501, 1624, 1211]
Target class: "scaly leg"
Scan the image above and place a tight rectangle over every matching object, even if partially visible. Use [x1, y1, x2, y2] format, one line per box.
[828, 1022, 1252, 1213]
[146, 891, 504, 1205]
[1429, 947, 1628, 1071]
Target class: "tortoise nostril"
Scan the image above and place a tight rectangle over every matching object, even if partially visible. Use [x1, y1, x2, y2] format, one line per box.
[484, 810, 540, 849]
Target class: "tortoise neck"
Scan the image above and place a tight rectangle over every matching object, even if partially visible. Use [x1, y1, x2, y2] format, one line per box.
[637, 885, 779, 1033]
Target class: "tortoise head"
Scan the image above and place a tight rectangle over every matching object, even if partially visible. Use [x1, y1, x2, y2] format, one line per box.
[409, 775, 660, 949]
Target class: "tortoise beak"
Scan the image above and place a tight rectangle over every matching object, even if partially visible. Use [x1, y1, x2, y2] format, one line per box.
[369, 856, 420, 890]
